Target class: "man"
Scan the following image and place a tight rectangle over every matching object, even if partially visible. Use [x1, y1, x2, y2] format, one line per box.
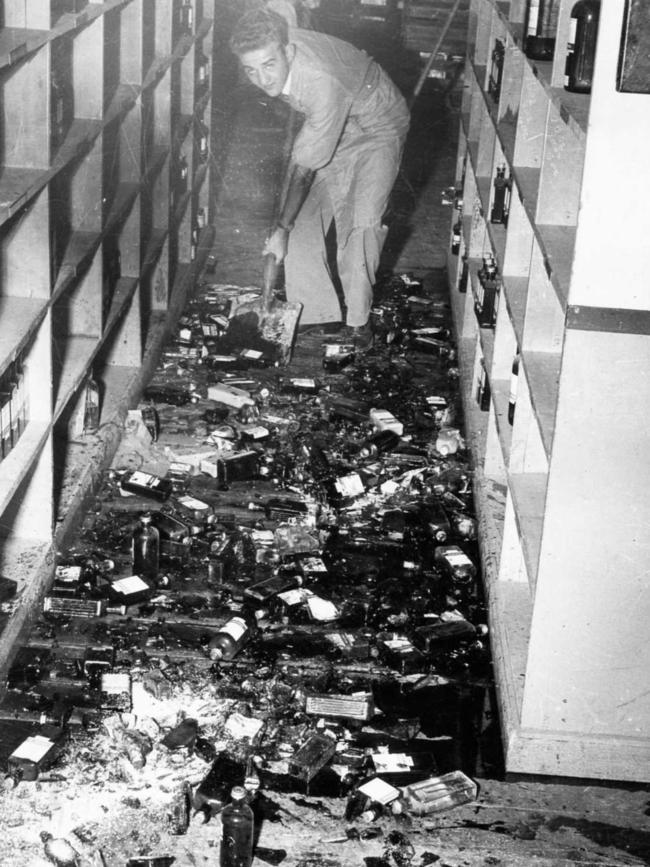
[230, 8, 409, 350]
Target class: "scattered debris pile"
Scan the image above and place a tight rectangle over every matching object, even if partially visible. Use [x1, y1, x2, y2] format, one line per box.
[0, 273, 492, 867]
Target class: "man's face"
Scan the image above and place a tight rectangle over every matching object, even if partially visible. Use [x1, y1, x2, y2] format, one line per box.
[239, 41, 293, 98]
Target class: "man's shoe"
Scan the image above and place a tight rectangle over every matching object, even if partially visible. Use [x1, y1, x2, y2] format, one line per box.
[345, 321, 373, 352]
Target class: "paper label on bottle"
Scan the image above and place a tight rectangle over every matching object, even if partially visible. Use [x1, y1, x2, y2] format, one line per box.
[358, 777, 400, 804]
[307, 596, 340, 622]
[101, 672, 131, 695]
[55, 565, 82, 582]
[383, 636, 414, 651]
[372, 753, 414, 773]
[277, 588, 311, 606]
[220, 616, 248, 642]
[112, 575, 150, 595]
[444, 551, 473, 567]
[335, 473, 365, 498]
[240, 349, 263, 360]
[290, 378, 316, 389]
[299, 557, 327, 574]
[324, 343, 353, 356]
[10, 734, 54, 762]
[251, 529, 275, 545]
[177, 495, 210, 511]
[128, 471, 162, 489]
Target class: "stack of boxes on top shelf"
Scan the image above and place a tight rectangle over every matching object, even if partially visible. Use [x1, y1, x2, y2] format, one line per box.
[448, 0, 650, 783]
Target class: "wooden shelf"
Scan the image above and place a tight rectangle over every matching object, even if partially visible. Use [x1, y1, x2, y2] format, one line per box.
[53, 335, 99, 420]
[104, 182, 140, 234]
[508, 471, 546, 589]
[104, 277, 139, 335]
[0, 297, 48, 378]
[535, 224, 574, 310]
[502, 276, 527, 348]
[490, 377, 512, 460]
[142, 227, 169, 272]
[0, 422, 50, 516]
[0, 168, 45, 225]
[52, 231, 102, 301]
[512, 167, 539, 225]
[522, 350, 561, 459]
[0, 28, 49, 72]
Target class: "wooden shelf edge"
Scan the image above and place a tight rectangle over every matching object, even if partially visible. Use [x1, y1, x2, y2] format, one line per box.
[53, 335, 98, 422]
[0, 297, 49, 380]
[0, 422, 51, 516]
[104, 276, 139, 335]
[506, 725, 650, 783]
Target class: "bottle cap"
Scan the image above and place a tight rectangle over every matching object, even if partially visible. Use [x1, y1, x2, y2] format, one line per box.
[231, 785, 246, 801]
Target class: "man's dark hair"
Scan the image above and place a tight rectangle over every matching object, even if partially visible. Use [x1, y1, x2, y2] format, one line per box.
[230, 8, 289, 56]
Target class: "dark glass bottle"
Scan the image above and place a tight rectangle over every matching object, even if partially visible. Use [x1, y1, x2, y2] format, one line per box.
[132, 513, 160, 580]
[524, 0, 559, 61]
[565, 0, 600, 93]
[359, 429, 400, 459]
[220, 786, 254, 867]
[450, 217, 461, 255]
[208, 615, 251, 661]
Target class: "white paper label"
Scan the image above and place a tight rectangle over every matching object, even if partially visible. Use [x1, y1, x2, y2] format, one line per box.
[384, 636, 414, 651]
[300, 557, 327, 573]
[335, 473, 365, 498]
[10, 735, 54, 762]
[101, 672, 131, 694]
[372, 753, 414, 773]
[220, 616, 248, 642]
[127, 471, 160, 489]
[55, 565, 82, 581]
[307, 596, 339, 621]
[290, 378, 316, 388]
[241, 349, 263, 360]
[358, 777, 400, 804]
[444, 550, 473, 567]
[177, 495, 210, 511]
[112, 575, 149, 595]
[277, 588, 310, 606]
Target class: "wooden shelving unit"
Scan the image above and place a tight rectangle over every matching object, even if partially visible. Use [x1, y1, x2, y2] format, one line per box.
[0, 0, 215, 666]
[449, 0, 650, 782]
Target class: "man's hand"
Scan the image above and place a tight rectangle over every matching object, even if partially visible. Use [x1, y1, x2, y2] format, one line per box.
[263, 226, 290, 263]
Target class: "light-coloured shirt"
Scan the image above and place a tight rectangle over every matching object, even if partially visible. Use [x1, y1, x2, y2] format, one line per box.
[284, 29, 409, 172]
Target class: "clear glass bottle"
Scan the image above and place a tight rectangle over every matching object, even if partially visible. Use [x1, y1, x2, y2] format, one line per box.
[132, 513, 160, 580]
[220, 786, 254, 867]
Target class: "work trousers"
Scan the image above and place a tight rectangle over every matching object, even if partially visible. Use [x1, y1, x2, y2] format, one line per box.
[284, 116, 408, 327]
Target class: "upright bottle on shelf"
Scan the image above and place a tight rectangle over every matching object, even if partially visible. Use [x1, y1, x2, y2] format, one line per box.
[490, 164, 511, 225]
[132, 513, 160, 581]
[524, 0, 559, 61]
[220, 787, 254, 867]
[565, 0, 601, 93]
[451, 216, 462, 255]
[508, 351, 520, 425]
[179, 0, 194, 34]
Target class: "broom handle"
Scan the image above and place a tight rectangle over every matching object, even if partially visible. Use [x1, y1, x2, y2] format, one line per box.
[408, 0, 463, 110]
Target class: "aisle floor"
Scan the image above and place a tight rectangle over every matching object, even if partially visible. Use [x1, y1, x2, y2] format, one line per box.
[0, 13, 648, 867]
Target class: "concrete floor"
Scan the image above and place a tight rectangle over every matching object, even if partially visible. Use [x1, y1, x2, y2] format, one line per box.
[0, 11, 648, 867]
[205, 13, 650, 867]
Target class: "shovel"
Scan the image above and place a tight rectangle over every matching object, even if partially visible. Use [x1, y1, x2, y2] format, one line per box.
[226, 252, 302, 366]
